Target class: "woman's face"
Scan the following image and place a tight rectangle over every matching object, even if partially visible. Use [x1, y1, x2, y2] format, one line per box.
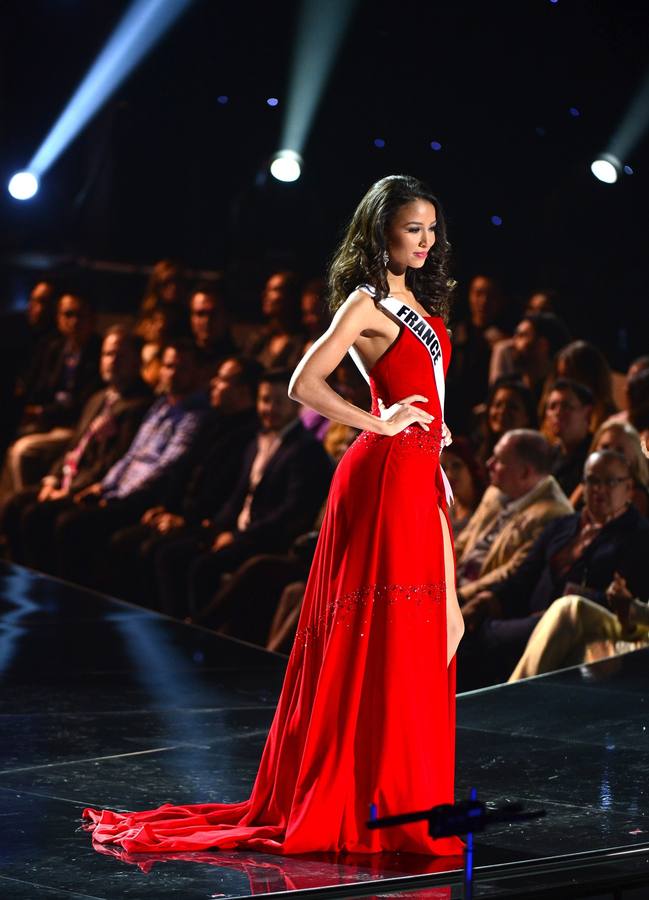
[441, 453, 476, 507]
[595, 429, 635, 466]
[385, 199, 437, 273]
[488, 387, 529, 435]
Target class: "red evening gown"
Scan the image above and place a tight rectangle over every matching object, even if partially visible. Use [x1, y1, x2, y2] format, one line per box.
[83, 305, 463, 857]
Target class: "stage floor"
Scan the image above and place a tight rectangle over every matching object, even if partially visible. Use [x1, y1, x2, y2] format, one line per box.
[1, 560, 649, 899]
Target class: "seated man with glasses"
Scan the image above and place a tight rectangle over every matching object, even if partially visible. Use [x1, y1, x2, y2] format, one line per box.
[509, 449, 649, 679]
[458, 449, 649, 689]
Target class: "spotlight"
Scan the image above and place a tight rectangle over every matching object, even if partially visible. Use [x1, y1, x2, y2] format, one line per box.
[591, 153, 621, 184]
[8, 171, 39, 201]
[270, 150, 302, 183]
[10, 0, 192, 198]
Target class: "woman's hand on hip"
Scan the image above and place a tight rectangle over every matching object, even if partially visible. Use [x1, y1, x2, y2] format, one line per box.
[379, 394, 435, 436]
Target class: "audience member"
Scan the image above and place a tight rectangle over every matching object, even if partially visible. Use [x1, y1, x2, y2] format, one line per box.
[447, 274, 514, 434]
[554, 340, 617, 430]
[440, 437, 485, 537]
[456, 430, 572, 605]
[300, 278, 329, 354]
[510, 564, 649, 681]
[138, 259, 186, 319]
[136, 260, 187, 359]
[608, 356, 649, 427]
[245, 271, 305, 369]
[490, 310, 569, 388]
[626, 368, 649, 445]
[140, 302, 186, 389]
[186, 422, 356, 646]
[476, 377, 536, 466]
[153, 369, 333, 623]
[1, 293, 102, 496]
[0, 280, 57, 449]
[1, 327, 151, 568]
[510, 313, 570, 403]
[457, 450, 649, 689]
[189, 285, 237, 384]
[544, 378, 594, 497]
[525, 288, 561, 315]
[570, 419, 649, 514]
[50, 339, 206, 586]
[107, 355, 261, 608]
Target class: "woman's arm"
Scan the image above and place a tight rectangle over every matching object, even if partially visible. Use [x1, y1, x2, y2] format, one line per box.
[289, 291, 434, 436]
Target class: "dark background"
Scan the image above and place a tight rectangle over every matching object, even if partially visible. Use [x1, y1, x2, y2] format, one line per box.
[0, 0, 647, 358]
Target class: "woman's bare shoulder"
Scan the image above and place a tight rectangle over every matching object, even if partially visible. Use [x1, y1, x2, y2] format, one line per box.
[334, 288, 382, 324]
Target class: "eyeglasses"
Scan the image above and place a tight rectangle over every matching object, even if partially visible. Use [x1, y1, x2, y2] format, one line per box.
[583, 475, 631, 488]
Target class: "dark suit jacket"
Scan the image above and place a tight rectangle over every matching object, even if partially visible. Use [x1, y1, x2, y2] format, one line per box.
[48, 383, 152, 492]
[492, 505, 649, 617]
[212, 420, 333, 553]
[161, 407, 260, 521]
[23, 333, 103, 429]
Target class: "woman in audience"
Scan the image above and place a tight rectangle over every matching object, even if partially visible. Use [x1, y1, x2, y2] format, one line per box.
[139, 303, 185, 390]
[440, 436, 485, 536]
[476, 376, 536, 466]
[553, 340, 617, 431]
[570, 418, 649, 515]
[627, 368, 649, 450]
[245, 271, 305, 369]
[135, 259, 187, 350]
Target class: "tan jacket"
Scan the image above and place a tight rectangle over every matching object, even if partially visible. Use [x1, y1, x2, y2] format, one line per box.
[455, 475, 573, 601]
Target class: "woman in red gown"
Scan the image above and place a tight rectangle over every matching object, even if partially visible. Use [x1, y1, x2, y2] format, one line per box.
[84, 175, 465, 856]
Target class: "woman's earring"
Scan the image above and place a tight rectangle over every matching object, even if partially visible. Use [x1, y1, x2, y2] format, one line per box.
[382, 250, 389, 266]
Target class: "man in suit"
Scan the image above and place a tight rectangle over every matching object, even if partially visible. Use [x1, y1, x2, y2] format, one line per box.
[153, 368, 333, 621]
[50, 339, 206, 586]
[458, 450, 649, 690]
[106, 354, 262, 608]
[456, 429, 573, 604]
[2, 293, 102, 494]
[1, 326, 151, 568]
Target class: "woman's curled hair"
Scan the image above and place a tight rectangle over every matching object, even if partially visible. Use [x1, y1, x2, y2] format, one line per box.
[327, 175, 455, 323]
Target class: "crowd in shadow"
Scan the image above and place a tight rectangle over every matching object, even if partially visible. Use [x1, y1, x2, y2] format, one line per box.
[1, 264, 649, 688]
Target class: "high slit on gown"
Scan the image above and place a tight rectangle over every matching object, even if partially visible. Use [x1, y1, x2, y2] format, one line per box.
[83, 303, 464, 857]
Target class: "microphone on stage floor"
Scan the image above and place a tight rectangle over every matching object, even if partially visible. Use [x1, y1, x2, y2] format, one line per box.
[367, 797, 546, 838]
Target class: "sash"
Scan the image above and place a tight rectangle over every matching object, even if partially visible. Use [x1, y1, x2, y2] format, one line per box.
[349, 287, 454, 505]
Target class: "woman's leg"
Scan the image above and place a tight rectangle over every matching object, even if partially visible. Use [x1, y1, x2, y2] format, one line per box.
[438, 506, 465, 666]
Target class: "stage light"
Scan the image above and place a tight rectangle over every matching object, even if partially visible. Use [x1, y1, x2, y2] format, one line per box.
[9, 0, 192, 199]
[569, 107, 580, 117]
[270, 150, 302, 183]
[217, 95, 229, 105]
[373, 138, 385, 148]
[591, 153, 620, 184]
[597, 64, 649, 187]
[430, 140, 442, 151]
[268, 0, 360, 185]
[8, 171, 39, 201]
[491, 215, 503, 226]
[624, 164, 634, 175]
[267, 97, 279, 107]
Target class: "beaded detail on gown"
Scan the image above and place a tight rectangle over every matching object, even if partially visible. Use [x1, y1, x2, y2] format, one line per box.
[83, 304, 463, 857]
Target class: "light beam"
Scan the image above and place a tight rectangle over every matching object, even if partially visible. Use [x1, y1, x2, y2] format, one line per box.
[591, 64, 649, 184]
[13, 0, 193, 197]
[269, 0, 360, 182]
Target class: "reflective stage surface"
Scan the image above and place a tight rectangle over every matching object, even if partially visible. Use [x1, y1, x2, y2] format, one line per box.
[1, 560, 648, 899]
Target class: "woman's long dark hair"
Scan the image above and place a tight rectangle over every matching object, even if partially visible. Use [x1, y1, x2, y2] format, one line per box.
[328, 175, 455, 323]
